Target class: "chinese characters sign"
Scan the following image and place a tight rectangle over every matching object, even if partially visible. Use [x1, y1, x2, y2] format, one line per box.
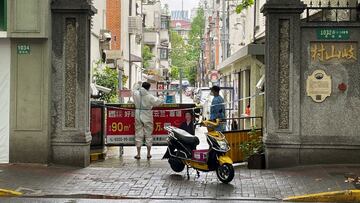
[17, 44, 31, 54]
[311, 42, 357, 63]
[106, 104, 195, 145]
[316, 28, 349, 40]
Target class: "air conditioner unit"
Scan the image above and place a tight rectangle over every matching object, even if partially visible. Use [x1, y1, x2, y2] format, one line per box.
[128, 16, 142, 34]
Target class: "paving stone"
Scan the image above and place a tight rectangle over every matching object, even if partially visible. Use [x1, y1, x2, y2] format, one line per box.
[0, 163, 359, 200]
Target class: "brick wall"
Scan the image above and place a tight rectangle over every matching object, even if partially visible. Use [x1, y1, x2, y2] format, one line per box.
[106, 0, 121, 50]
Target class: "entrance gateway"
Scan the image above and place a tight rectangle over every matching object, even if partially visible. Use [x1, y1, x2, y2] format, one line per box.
[262, 0, 360, 168]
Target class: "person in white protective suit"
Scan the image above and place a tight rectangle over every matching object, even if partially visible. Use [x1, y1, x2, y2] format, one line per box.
[132, 82, 164, 159]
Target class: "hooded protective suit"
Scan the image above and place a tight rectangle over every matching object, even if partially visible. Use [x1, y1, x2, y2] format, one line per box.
[132, 83, 163, 147]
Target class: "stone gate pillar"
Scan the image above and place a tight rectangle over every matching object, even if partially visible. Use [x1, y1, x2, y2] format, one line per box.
[51, 0, 96, 167]
[262, 0, 305, 168]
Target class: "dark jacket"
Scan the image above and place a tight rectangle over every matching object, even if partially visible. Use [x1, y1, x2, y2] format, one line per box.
[180, 121, 195, 135]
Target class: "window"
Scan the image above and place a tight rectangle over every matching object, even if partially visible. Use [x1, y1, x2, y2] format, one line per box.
[0, 0, 6, 31]
[161, 16, 169, 29]
[159, 48, 168, 60]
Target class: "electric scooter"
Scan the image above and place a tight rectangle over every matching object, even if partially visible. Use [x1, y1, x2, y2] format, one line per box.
[162, 119, 234, 183]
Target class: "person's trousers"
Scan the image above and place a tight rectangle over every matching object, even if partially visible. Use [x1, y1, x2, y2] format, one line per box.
[135, 118, 153, 148]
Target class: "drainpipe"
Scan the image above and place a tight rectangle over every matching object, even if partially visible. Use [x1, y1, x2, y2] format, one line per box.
[253, 0, 257, 42]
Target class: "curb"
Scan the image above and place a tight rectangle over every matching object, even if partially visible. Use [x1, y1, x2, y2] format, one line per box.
[284, 190, 360, 202]
[0, 189, 22, 197]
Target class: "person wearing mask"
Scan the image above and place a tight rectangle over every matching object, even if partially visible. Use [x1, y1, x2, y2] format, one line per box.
[132, 82, 164, 159]
[210, 86, 225, 131]
[179, 112, 195, 135]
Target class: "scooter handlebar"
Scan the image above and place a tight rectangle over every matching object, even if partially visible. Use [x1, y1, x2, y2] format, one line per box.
[201, 119, 221, 128]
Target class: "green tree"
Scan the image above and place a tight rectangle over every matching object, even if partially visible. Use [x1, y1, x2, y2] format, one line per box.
[169, 8, 205, 86]
[170, 65, 179, 80]
[93, 63, 128, 103]
[185, 7, 205, 86]
[236, 0, 254, 14]
[169, 30, 187, 80]
[169, 30, 187, 68]
[143, 45, 154, 70]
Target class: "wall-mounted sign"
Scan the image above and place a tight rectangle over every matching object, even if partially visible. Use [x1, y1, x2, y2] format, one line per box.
[316, 28, 349, 40]
[17, 44, 30, 54]
[209, 70, 219, 83]
[311, 42, 357, 63]
[306, 70, 332, 103]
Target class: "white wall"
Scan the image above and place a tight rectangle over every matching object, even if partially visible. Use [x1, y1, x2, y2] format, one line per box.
[122, 0, 142, 88]
[143, 2, 161, 29]
[91, 0, 106, 66]
[0, 39, 10, 163]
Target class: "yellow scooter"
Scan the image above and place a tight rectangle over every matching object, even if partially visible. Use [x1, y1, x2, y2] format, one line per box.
[163, 119, 234, 183]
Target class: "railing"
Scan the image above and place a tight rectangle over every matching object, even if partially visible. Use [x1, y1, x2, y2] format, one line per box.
[305, 0, 359, 22]
[223, 116, 263, 132]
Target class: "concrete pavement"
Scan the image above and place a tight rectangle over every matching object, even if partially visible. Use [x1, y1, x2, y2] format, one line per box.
[1, 126, 360, 202]
[0, 162, 359, 202]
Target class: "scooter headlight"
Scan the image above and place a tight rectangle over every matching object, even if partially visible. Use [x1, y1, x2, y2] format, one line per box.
[217, 140, 228, 150]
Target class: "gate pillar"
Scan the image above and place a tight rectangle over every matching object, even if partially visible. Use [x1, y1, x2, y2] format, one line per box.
[262, 0, 305, 168]
[50, 0, 96, 167]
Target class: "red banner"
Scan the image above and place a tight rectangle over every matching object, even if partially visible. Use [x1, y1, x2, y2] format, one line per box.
[106, 104, 195, 145]
[90, 104, 104, 147]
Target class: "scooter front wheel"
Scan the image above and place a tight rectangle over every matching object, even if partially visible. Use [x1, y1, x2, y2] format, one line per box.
[216, 164, 234, 183]
[168, 158, 185, 172]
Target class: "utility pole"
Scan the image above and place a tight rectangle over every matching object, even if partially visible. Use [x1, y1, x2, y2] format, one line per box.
[116, 58, 123, 103]
[179, 68, 183, 103]
[222, 0, 227, 61]
[181, 0, 184, 19]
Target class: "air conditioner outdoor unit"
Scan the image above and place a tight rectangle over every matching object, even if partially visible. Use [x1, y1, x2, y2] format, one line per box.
[128, 16, 142, 34]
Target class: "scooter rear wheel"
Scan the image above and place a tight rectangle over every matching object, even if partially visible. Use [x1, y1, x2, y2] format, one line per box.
[216, 163, 234, 184]
[168, 158, 185, 172]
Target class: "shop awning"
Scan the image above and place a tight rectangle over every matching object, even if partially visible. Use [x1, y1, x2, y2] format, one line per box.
[218, 44, 265, 71]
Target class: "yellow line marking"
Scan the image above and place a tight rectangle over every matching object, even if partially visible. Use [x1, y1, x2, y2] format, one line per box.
[284, 190, 360, 202]
[0, 189, 23, 197]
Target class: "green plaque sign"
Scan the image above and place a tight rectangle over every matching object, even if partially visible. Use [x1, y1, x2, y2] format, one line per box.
[317, 28, 350, 40]
[17, 44, 31, 54]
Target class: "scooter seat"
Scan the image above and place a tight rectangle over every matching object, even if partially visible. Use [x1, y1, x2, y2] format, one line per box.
[172, 128, 199, 147]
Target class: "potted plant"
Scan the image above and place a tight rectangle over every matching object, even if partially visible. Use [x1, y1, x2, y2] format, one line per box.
[240, 128, 265, 169]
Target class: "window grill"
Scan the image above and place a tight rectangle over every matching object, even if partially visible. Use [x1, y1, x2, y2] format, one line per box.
[305, 0, 359, 22]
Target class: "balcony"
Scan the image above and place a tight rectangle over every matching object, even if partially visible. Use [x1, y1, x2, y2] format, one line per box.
[159, 30, 169, 45]
[144, 31, 157, 45]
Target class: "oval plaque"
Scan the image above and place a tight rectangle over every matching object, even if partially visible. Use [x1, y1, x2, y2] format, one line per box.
[306, 70, 332, 103]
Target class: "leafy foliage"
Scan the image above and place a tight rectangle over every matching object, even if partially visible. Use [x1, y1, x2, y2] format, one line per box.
[93, 62, 128, 103]
[239, 128, 264, 160]
[236, 0, 254, 14]
[143, 45, 154, 70]
[170, 65, 179, 80]
[169, 7, 205, 86]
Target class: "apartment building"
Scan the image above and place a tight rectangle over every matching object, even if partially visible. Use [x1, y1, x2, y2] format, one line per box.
[171, 10, 191, 44]
[217, 0, 358, 127]
[0, 0, 10, 163]
[121, 0, 142, 89]
[142, 0, 171, 84]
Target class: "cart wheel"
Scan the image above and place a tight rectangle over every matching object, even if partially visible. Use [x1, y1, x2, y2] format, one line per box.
[216, 164, 234, 184]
